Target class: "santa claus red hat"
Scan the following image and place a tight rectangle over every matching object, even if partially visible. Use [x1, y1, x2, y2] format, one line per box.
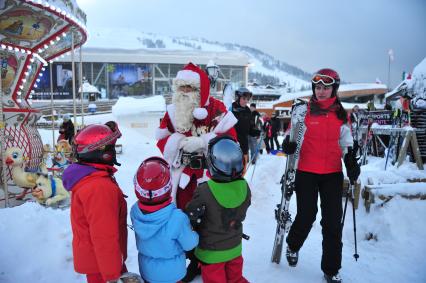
[172, 63, 210, 120]
[182, 62, 210, 107]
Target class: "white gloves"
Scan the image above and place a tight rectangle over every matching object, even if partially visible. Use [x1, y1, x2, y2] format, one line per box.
[179, 136, 206, 153]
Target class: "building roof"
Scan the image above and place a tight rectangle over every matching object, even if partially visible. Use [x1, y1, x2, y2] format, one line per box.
[58, 47, 250, 66]
[275, 83, 388, 104]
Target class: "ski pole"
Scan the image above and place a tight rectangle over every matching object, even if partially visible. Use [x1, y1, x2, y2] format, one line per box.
[341, 185, 350, 229]
[350, 182, 360, 261]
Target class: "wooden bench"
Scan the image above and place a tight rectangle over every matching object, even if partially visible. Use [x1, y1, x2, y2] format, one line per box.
[362, 182, 426, 212]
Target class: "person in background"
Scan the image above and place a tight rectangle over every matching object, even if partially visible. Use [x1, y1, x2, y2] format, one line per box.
[263, 116, 272, 154]
[231, 87, 253, 168]
[58, 113, 75, 143]
[248, 103, 263, 164]
[131, 156, 199, 283]
[282, 69, 360, 283]
[185, 136, 251, 283]
[62, 121, 127, 283]
[270, 111, 281, 151]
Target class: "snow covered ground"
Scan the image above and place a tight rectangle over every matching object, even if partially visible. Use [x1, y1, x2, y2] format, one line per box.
[1, 110, 426, 283]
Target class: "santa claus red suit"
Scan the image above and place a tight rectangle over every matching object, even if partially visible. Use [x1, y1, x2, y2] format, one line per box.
[156, 63, 237, 209]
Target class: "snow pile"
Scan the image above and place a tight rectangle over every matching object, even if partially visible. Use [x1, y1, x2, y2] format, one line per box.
[1, 113, 426, 282]
[409, 57, 426, 109]
[112, 95, 166, 117]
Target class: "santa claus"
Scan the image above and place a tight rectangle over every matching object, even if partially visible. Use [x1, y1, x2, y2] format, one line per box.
[156, 62, 237, 209]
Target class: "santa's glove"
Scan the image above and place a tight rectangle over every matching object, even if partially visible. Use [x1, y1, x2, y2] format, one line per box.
[282, 136, 297, 155]
[344, 147, 361, 185]
[179, 136, 205, 153]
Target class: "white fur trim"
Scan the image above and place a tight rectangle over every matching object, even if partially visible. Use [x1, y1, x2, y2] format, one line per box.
[179, 173, 191, 189]
[166, 104, 177, 131]
[173, 70, 200, 89]
[201, 132, 216, 152]
[193, 108, 208, 120]
[170, 166, 185, 203]
[155, 127, 171, 140]
[339, 124, 354, 154]
[213, 111, 238, 134]
[163, 133, 186, 164]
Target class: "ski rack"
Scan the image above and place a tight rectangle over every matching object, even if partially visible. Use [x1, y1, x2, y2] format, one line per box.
[358, 126, 425, 170]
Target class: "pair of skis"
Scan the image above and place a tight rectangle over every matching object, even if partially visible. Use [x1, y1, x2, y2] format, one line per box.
[271, 101, 306, 264]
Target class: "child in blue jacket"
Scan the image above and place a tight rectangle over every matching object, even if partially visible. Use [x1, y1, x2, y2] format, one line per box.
[130, 157, 199, 283]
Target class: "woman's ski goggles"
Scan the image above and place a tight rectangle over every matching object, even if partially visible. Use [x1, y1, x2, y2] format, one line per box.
[311, 74, 335, 86]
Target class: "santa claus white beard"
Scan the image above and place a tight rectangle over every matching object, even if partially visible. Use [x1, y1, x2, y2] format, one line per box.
[172, 90, 200, 133]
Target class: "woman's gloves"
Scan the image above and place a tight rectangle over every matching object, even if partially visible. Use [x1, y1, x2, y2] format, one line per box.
[282, 136, 297, 155]
[344, 147, 361, 184]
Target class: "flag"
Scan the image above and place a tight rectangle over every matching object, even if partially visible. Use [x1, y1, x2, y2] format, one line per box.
[388, 49, 394, 61]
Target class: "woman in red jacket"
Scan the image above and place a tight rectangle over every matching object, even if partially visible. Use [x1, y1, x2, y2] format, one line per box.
[282, 69, 360, 283]
[62, 121, 127, 283]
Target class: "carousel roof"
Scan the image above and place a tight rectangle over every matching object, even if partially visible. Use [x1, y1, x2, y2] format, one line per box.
[1, 0, 87, 110]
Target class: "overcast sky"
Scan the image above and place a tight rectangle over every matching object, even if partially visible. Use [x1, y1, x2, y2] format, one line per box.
[77, 0, 425, 87]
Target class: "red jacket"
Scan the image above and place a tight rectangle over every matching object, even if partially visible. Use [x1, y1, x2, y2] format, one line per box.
[68, 165, 127, 281]
[297, 110, 345, 174]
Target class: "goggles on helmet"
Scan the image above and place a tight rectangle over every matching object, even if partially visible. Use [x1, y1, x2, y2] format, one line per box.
[311, 74, 335, 86]
[77, 122, 122, 154]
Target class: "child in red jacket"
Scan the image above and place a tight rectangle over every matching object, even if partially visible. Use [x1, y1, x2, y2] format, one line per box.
[63, 121, 127, 283]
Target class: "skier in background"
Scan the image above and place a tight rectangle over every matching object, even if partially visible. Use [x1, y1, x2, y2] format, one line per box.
[270, 111, 281, 151]
[282, 69, 360, 283]
[231, 87, 253, 168]
[248, 103, 263, 164]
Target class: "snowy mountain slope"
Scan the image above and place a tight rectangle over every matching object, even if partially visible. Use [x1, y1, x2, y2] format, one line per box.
[86, 27, 311, 91]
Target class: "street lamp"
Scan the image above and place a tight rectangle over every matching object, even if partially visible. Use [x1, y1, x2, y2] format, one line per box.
[205, 60, 219, 88]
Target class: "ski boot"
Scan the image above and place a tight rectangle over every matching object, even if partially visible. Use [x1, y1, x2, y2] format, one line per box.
[324, 272, 342, 283]
[286, 246, 298, 267]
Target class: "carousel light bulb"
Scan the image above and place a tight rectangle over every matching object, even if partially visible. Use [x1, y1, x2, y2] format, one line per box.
[61, 11, 66, 16]
[24, 72, 29, 76]
[38, 48, 43, 53]
[26, 50, 32, 55]
[44, 44, 48, 49]
[41, 67, 46, 71]
[57, 8, 62, 13]
[30, 58, 35, 63]
[17, 98, 22, 103]
[29, 95, 33, 99]
[37, 0, 42, 4]
[50, 40, 55, 45]
[19, 85, 24, 89]
[14, 47, 19, 52]
[8, 46, 13, 51]
[56, 36, 60, 41]
[62, 32, 67, 37]
[36, 79, 40, 82]
[34, 84, 38, 88]
[1, 44, 6, 49]
[31, 90, 35, 94]
[22, 78, 27, 83]
[17, 91, 22, 95]
[39, 73, 43, 77]
[49, 60, 53, 64]
[20, 48, 26, 53]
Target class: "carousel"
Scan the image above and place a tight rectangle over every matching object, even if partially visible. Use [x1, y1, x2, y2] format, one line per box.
[0, 0, 87, 207]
